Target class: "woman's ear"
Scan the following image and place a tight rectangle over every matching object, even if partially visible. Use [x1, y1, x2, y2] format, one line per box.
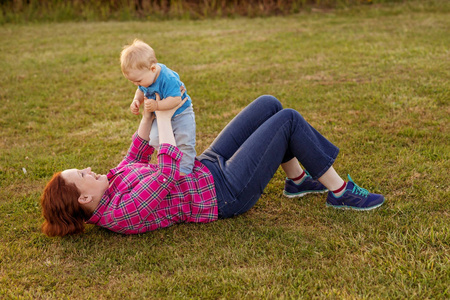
[78, 195, 93, 205]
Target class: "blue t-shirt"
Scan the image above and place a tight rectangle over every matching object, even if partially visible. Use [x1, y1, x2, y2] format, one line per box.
[138, 63, 191, 116]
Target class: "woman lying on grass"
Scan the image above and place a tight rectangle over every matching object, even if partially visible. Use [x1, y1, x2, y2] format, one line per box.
[41, 94, 385, 237]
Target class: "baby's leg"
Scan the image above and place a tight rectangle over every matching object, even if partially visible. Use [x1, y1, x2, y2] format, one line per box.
[149, 119, 160, 150]
[172, 107, 196, 174]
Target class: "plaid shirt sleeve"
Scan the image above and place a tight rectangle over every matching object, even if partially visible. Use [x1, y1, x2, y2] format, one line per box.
[111, 143, 183, 230]
[116, 132, 155, 169]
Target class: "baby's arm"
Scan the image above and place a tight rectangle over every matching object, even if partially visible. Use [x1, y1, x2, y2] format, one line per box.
[157, 96, 182, 111]
[130, 88, 144, 115]
[144, 96, 182, 112]
[144, 85, 186, 112]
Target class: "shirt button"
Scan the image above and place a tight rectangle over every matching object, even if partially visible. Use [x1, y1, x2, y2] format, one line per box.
[163, 178, 167, 182]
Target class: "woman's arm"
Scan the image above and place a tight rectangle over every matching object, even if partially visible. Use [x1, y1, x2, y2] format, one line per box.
[111, 145, 183, 233]
[137, 109, 155, 142]
[108, 94, 188, 232]
[150, 93, 185, 146]
[115, 103, 156, 168]
[119, 93, 183, 168]
[156, 109, 176, 146]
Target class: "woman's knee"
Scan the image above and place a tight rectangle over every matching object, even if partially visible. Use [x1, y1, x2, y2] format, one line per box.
[254, 95, 283, 112]
[277, 108, 309, 129]
[280, 108, 304, 120]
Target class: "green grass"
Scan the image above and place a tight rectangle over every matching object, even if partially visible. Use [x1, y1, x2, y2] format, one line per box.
[0, 1, 449, 298]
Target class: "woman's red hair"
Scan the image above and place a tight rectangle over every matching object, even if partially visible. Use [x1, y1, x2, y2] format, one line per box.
[40, 172, 91, 237]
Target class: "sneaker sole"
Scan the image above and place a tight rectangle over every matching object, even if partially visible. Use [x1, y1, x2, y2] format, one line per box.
[283, 190, 328, 198]
[326, 198, 385, 211]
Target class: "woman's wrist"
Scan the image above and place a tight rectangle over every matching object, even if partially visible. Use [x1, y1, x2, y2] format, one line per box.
[137, 113, 154, 141]
[141, 109, 155, 125]
[144, 111, 155, 121]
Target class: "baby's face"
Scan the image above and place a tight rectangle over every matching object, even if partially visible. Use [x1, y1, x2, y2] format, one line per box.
[126, 66, 158, 87]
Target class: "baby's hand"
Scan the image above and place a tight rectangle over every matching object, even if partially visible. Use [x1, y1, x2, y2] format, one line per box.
[130, 99, 141, 115]
[144, 98, 158, 112]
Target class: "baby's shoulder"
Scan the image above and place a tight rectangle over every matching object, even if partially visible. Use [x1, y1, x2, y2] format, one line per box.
[159, 64, 178, 77]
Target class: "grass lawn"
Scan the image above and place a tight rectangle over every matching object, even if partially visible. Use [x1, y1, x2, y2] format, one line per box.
[0, 0, 449, 298]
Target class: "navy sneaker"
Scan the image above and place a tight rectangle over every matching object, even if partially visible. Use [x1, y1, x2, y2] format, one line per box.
[326, 175, 385, 211]
[283, 173, 328, 198]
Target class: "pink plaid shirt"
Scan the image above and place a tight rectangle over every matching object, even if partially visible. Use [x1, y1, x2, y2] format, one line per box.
[86, 133, 218, 234]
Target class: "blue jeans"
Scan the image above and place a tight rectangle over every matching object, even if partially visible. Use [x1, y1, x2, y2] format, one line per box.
[197, 95, 339, 219]
[150, 105, 196, 174]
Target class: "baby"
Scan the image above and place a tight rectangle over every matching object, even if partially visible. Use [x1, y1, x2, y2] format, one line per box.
[120, 39, 196, 174]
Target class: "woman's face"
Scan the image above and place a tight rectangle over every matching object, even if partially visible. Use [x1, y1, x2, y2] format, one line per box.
[61, 167, 109, 197]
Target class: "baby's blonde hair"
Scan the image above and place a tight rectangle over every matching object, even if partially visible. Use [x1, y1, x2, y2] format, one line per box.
[120, 39, 157, 75]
